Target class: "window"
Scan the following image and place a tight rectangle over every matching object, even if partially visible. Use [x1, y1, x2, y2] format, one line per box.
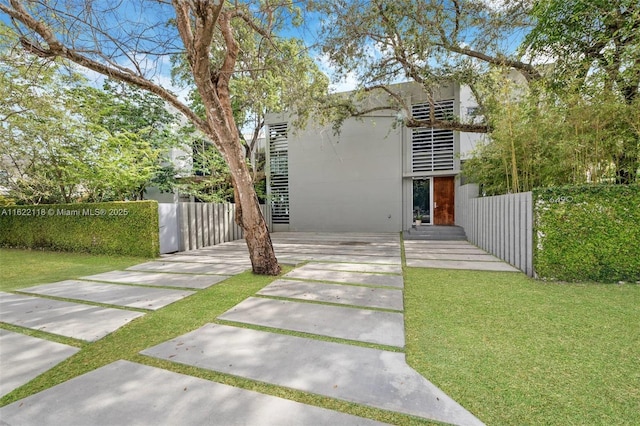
[411, 100, 455, 172]
[268, 123, 289, 224]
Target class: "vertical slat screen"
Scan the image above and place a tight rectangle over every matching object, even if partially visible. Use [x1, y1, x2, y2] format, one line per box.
[164, 203, 272, 252]
[456, 184, 534, 276]
[268, 122, 290, 224]
[411, 100, 455, 172]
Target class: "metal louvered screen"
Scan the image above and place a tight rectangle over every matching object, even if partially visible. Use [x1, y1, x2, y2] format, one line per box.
[268, 123, 289, 224]
[411, 100, 455, 172]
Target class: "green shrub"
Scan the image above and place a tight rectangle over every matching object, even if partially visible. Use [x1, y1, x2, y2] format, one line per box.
[0, 201, 159, 257]
[533, 185, 640, 282]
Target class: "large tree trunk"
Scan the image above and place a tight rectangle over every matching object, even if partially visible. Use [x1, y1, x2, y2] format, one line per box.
[174, 1, 281, 275]
[223, 134, 280, 275]
[1, 0, 282, 274]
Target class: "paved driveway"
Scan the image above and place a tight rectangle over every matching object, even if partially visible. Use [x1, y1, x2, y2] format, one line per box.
[1, 233, 488, 425]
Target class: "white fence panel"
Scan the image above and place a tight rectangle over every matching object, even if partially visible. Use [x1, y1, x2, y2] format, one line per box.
[158, 202, 272, 253]
[158, 203, 179, 254]
[456, 184, 533, 276]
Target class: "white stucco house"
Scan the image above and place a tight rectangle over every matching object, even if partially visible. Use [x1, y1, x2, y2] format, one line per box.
[265, 81, 486, 233]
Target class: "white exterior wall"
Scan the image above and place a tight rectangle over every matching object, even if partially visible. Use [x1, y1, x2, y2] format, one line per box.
[266, 81, 487, 233]
[286, 115, 403, 232]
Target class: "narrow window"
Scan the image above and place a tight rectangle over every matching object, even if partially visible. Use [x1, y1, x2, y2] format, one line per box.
[268, 123, 289, 224]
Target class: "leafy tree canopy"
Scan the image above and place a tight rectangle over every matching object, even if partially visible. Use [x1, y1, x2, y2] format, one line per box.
[309, 0, 639, 191]
[310, 0, 537, 132]
[0, 0, 327, 274]
[465, 0, 640, 192]
[522, 0, 640, 102]
[0, 23, 183, 203]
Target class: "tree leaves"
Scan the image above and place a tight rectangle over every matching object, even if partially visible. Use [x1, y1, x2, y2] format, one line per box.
[0, 32, 181, 204]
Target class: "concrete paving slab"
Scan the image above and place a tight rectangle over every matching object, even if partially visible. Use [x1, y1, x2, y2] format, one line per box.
[274, 258, 306, 267]
[183, 248, 250, 257]
[305, 255, 402, 265]
[273, 250, 398, 258]
[82, 270, 229, 289]
[128, 261, 249, 275]
[405, 247, 489, 255]
[0, 360, 386, 426]
[270, 232, 400, 244]
[159, 254, 252, 265]
[277, 247, 401, 256]
[406, 259, 520, 272]
[0, 329, 79, 398]
[189, 242, 249, 256]
[218, 297, 404, 347]
[403, 240, 474, 245]
[295, 262, 402, 274]
[258, 279, 403, 311]
[272, 246, 402, 257]
[20, 280, 195, 311]
[276, 251, 402, 260]
[274, 241, 400, 249]
[0, 292, 144, 341]
[141, 324, 483, 426]
[404, 242, 480, 249]
[285, 269, 403, 288]
[406, 253, 502, 262]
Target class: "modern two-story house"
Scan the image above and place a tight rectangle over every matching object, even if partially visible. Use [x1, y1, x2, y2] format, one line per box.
[265, 81, 485, 233]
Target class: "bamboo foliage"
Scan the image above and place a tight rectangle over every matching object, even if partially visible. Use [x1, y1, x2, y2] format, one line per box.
[464, 76, 640, 195]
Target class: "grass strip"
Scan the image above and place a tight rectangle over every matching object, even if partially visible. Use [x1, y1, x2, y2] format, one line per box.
[0, 251, 435, 424]
[0, 248, 148, 292]
[11, 247, 638, 424]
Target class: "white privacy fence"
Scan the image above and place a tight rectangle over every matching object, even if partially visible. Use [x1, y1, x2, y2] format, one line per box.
[456, 184, 534, 276]
[158, 203, 271, 254]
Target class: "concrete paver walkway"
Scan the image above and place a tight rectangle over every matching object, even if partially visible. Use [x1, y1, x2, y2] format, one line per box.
[0, 360, 385, 426]
[258, 279, 404, 310]
[141, 324, 481, 426]
[0, 292, 144, 342]
[127, 260, 249, 275]
[139, 233, 483, 425]
[0, 250, 251, 401]
[20, 280, 195, 311]
[82, 270, 230, 288]
[285, 268, 404, 288]
[404, 240, 520, 272]
[299, 262, 403, 274]
[0, 329, 79, 398]
[0, 232, 495, 425]
[218, 296, 405, 347]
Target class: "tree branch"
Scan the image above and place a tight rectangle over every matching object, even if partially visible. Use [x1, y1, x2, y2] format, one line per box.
[2, 0, 209, 137]
[341, 85, 490, 133]
[444, 43, 541, 82]
[405, 116, 490, 133]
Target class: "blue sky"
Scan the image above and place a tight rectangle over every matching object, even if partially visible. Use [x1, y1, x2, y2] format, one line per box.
[1, 0, 352, 95]
[0, 1, 533, 102]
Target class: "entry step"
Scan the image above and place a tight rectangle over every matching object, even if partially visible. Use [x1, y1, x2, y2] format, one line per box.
[403, 225, 467, 241]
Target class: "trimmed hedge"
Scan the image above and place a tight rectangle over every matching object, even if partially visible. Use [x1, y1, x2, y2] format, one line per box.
[0, 201, 159, 257]
[533, 185, 640, 283]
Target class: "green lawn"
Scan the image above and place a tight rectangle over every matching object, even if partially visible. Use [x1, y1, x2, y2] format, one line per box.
[0, 249, 427, 425]
[0, 248, 149, 291]
[404, 268, 640, 425]
[2, 248, 638, 425]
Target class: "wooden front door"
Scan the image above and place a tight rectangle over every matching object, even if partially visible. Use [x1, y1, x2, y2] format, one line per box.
[433, 176, 455, 225]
